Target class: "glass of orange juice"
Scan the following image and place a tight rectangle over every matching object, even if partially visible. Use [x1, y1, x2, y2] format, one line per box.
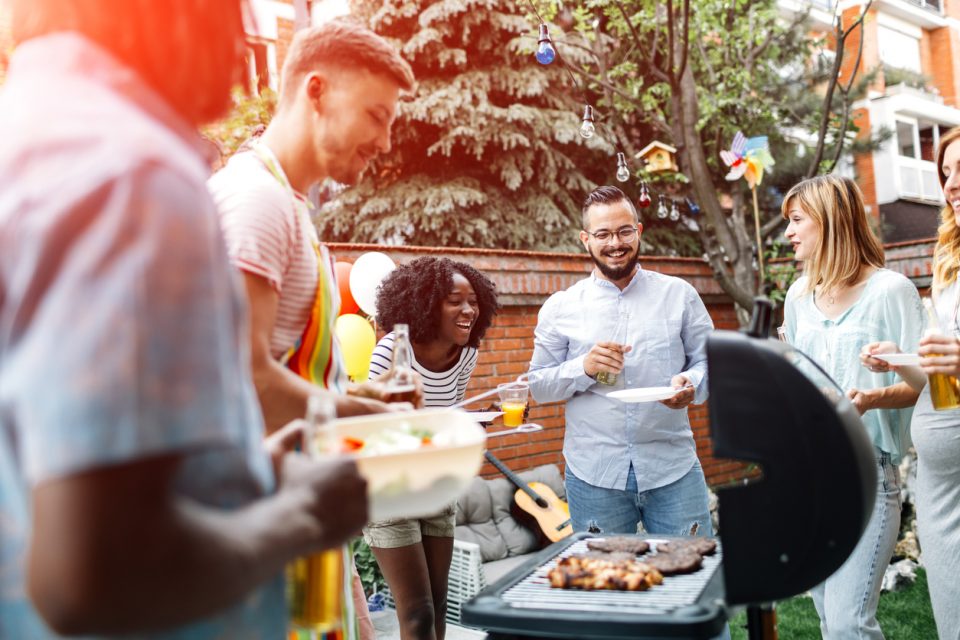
[497, 382, 529, 427]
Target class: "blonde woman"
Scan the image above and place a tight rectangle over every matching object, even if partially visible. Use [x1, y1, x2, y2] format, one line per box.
[782, 175, 923, 639]
[862, 126, 960, 639]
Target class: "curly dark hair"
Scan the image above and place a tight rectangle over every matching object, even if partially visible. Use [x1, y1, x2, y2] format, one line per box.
[375, 257, 499, 348]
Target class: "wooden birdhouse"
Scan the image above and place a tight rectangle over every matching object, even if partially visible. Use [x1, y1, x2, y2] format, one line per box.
[635, 141, 679, 173]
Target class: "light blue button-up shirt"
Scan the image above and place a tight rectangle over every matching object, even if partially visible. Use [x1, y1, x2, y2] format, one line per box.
[784, 269, 923, 463]
[527, 266, 713, 493]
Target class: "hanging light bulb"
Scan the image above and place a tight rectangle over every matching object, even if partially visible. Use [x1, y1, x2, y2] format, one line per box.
[615, 152, 630, 182]
[656, 195, 668, 219]
[669, 199, 680, 222]
[637, 182, 652, 208]
[685, 197, 701, 216]
[579, 105, 595, 139]
[536, 24, 556, 65]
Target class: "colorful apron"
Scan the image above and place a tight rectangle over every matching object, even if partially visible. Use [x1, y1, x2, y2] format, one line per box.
[251, 144, 357, 640]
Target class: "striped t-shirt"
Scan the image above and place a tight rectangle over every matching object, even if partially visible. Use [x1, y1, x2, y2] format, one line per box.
[209, 148, 319, 360]
[368, 332, 478, 406]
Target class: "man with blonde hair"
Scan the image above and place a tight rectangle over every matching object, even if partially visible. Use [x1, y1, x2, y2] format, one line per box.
[209, 18, 416, 639]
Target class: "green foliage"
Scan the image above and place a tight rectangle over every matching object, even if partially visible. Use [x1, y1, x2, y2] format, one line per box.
[353, 539, 386, 596]
[202, 87, 277, 157]
[317, 0, 613, 251]
[729, 568, 937, 639]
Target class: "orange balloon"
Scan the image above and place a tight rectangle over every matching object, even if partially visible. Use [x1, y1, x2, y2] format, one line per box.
[334, 261, 359, 316]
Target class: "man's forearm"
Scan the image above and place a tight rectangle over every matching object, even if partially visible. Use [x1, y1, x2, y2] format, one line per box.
[253, 359, 379, 431]
[864, 381, 920, 411]
[29, 459, 317, 635]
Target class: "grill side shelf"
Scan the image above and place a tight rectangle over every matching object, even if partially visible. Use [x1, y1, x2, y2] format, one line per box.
[461, 532, 728, 639]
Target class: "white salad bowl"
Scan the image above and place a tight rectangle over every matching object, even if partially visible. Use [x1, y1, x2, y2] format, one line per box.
[327, 408, 487, 521]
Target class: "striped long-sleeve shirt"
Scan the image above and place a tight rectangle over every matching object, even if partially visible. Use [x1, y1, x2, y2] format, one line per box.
[368, 332, 478, 407]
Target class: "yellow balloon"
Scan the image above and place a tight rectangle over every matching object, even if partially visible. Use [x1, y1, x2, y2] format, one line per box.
[335, 314, 376, 383]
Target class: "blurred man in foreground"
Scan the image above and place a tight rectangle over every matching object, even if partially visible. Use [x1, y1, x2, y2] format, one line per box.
[0, 1, 366, 637]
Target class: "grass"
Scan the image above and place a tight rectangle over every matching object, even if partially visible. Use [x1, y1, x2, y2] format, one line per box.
[729, 568, 937, 639]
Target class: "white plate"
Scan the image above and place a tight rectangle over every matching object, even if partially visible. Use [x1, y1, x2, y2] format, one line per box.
[608, 386, 681, 403]
[467, 411, 504, 423]
[873, 353, 921, 366]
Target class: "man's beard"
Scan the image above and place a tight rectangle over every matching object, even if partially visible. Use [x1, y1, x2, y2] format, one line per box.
[588, 243, 640, 281]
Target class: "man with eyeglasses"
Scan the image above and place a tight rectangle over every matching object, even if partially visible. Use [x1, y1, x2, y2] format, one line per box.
[527, 185, 716, 539]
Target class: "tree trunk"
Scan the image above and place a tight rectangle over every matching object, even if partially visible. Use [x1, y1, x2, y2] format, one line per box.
[672, 62, 756, 313]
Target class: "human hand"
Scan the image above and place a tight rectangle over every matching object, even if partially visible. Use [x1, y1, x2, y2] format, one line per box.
[486, 401, 530, 424]
[277, 453, 368, 553]
[584, 341, 633, 379]
[860, 341, 900, 373]
[661, 375, 694, 410]
[350, 374, 425, 409]
[264, 419, 307, 478]
[845, 388, 870, 415]
[918, 333, 960, 376]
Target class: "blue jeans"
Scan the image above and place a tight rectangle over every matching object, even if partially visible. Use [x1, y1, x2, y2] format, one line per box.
[811, 450, 902, 639]
[565, 461, 713, 536]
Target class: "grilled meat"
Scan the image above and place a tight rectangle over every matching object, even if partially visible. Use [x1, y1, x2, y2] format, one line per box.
[547, 555, 664, 591]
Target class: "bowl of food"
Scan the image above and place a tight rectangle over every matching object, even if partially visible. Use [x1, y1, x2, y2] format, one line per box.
[315, 408, 487, 521]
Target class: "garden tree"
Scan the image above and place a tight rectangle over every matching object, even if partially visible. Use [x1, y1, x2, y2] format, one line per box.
[202, 87, 277, 158]
[313, 0, 613, 252]
[555, 0, 875, 314]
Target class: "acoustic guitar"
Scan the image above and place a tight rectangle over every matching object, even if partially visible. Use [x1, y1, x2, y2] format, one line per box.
[484, 451, 573, 543]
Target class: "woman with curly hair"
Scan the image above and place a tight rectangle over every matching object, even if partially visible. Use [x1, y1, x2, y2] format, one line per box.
[365, 256, 499, 639]
[862, 126, 960, 638]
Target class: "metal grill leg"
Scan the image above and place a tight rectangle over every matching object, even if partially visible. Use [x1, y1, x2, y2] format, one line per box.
[745, 603, 777, 640]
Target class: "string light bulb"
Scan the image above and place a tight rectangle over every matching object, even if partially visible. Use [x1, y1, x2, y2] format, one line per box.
[579, 105, 595, 139]
[685, 197, 701, 216]
[615, 152, 630, 182]
[657, 195, 668, 219]
[535, 24, 556, 65]
[669, 199, 680, 221]
[637, 182, 652, 208]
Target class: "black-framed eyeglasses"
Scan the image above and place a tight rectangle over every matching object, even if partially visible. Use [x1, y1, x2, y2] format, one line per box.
[585, 226, 639, 243]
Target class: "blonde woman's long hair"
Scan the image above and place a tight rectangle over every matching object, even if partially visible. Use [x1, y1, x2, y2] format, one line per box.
[932, 127, 960, 291]
[781, 175, 885, 296]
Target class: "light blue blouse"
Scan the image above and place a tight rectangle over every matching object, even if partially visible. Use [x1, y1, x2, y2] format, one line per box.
[784, 268, 924, 463]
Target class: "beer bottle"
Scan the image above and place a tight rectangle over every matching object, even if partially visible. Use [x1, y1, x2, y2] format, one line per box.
[383, 324, 418, 404]
[922, 297, 960, 411]
[288, 395, 349, 633]
[596, 310, 630, 386]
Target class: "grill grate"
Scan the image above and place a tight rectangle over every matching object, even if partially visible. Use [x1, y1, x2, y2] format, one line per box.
[500, 537, 722, 616]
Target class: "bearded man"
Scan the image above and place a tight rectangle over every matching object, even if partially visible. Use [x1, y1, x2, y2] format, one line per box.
[526, 185, 716, 538]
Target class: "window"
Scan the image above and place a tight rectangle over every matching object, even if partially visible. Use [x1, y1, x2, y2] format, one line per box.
[878, 25, 921, 73]
[247, 41, 270, 94]
[897, 120, 917, 158]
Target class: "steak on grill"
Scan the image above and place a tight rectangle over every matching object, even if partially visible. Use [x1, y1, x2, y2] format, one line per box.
[586, 537, 651, 555]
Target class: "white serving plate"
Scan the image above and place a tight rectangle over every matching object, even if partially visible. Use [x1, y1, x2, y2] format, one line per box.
[608, 386, 681, 403]
[329, 408, 486, 521]
[872, 353, 921, 367]
[467, 411, 504, 423]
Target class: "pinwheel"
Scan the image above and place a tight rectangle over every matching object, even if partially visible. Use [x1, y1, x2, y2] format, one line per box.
[720, 131, 776, 279]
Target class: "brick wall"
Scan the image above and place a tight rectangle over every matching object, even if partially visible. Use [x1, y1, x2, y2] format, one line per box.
[328, 243, 747, 488]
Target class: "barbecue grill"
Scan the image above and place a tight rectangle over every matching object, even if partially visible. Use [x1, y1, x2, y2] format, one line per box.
[462, 299, 878, 639]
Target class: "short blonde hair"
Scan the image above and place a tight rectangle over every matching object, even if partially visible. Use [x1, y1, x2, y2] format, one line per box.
[279, 19, 414, 104]
[781, 175, 885, 295]
[932, 126, 960, 291]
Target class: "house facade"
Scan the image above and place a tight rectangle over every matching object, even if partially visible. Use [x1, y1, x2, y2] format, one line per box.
[782, 0, 960, 241]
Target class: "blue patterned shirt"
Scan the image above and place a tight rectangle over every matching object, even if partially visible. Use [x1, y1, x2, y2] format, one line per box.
[0, 34, 284, 639]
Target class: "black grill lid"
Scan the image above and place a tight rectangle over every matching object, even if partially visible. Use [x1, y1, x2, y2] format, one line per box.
[709, 303, 876, 605]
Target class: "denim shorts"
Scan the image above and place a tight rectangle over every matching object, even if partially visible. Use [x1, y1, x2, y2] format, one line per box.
[362, 502, 456, 548]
